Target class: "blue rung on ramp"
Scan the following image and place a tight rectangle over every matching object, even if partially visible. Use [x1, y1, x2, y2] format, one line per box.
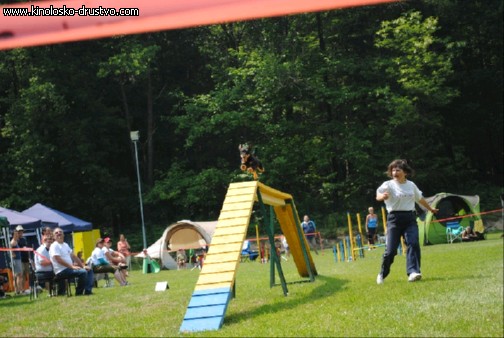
[179, 287, 232, 333]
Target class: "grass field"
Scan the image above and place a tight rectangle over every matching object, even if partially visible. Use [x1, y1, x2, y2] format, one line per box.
[1, 233, 502, 337]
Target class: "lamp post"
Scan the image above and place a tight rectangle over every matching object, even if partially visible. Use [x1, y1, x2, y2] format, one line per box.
[130, 131, 147, 250]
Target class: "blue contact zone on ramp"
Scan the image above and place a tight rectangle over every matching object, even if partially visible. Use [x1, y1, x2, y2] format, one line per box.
[179, 287, 232, 332]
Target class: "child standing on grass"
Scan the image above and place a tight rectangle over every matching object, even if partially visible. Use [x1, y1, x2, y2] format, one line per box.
[376, 159, 438, 284]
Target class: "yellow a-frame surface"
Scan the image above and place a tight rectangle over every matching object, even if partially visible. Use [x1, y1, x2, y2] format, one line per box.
[180, 181, 317, 332]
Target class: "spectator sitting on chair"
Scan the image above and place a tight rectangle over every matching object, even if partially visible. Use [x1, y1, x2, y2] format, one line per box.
[34, 234, 55, 293]
[49, 227, 94, 296]
[103, 237, 129, 280]
[91, 238, 128, 286]
[103, 238, 127, 265]
[41, 226, 53, 243]
[75, 251, 85, 266]
[461, 226, 478, 241]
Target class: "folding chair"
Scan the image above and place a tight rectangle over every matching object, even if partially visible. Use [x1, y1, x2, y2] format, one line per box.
[94, 272, 111, 287]
[241, 241, 251, 262]
[87, 259, 111, 288]
[241, 240, 259, 262]
[446, 221, 464, 243]
[29, 261, 54, 300]
[53, 274, 75, 297]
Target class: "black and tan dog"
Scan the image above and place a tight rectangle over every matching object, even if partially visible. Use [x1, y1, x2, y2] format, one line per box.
[239, 143, 265, 180]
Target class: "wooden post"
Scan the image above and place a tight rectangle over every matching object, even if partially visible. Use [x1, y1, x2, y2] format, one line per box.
[381, 207, 387, 234]
[256, 189, 288, 296]
[255, 224, 260, 261]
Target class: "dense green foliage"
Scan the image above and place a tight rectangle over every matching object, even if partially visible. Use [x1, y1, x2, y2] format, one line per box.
[0, 1, 502, 249]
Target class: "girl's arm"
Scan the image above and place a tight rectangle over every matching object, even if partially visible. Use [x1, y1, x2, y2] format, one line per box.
[418, 198, 438, 214]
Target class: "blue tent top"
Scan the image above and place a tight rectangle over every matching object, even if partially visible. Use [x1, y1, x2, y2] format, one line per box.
[0, 207, 42, 231]
[21, 203, 92, 232]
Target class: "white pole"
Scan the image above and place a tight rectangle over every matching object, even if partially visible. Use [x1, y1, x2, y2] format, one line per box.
[132, 138, 147, 250]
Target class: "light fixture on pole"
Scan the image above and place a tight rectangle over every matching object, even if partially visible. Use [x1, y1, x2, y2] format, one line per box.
[130, 131, 147, 250]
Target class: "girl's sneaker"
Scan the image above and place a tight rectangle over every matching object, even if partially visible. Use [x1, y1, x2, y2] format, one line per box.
[408, 272, 422, 282]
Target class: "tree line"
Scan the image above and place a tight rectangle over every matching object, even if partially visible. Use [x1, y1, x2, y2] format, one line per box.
[0, 0, 502, 249]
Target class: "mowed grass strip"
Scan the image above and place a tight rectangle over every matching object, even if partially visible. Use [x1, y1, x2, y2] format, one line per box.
[0, 233, 502, 337]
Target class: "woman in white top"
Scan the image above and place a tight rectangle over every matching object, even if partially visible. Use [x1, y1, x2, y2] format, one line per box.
[35, 235, 54, 292]
[91, 238, 127, 286]
[375, 159, 438, 285]
[102, 238, 129, 284]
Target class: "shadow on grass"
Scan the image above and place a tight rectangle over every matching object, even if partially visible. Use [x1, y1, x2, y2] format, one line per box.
[225, 275, 348, 325]
[0, 295, 40, 308]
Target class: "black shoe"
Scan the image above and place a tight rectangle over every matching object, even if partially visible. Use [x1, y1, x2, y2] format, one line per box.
[84, 291, 94, 295]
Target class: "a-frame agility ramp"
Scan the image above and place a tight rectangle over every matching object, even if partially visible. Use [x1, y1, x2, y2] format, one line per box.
[180, 181, 317, 333]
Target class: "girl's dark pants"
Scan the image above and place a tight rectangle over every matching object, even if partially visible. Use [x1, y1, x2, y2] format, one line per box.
[380, 211, 421, 279]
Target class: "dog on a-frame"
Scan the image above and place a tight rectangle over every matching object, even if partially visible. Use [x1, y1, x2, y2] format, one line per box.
[238, 143, 264, 180]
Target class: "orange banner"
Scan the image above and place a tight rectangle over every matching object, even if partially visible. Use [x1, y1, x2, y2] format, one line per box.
[0, 0, 397, 50]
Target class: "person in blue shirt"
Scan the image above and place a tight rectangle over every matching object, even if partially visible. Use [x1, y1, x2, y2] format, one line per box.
[301, 215, 318, 255]
[365, 207, 379, 248]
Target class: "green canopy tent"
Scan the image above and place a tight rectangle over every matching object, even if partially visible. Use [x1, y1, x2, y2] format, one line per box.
[1, 216, 11, 270]
[0, 215, 9, 246]
[418, 193, 484, 245]
[0, 216, 8, 228]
